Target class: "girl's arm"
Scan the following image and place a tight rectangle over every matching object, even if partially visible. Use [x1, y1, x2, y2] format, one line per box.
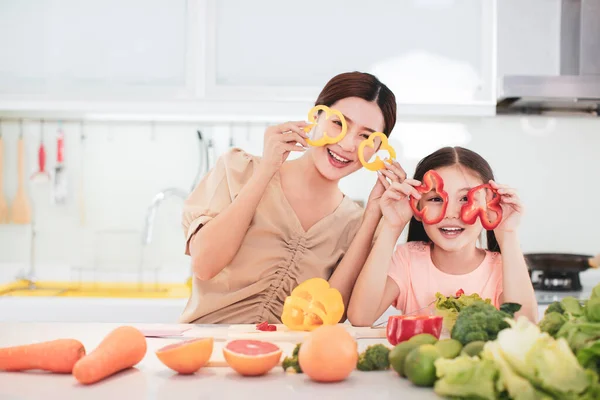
[190, 122, 308, 281]
[490, 181, 538, 322]
[329, 161, 407, 312]
[347, 221, 403, 327]
[346, 178, 423, 327]
[498, 232, 538, 322]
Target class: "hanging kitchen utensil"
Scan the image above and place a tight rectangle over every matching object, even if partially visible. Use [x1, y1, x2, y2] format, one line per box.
[53, 124, 67, 204]
[0, 121, 8, 223]
[78, 122, 86, 226]
[10, 121, 31, 224]
[189, 130, 206, 193]
[30, 120, 50, 183]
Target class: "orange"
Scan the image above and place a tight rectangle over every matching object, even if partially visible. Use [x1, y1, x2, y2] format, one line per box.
[222, 340, 282, 376]
[298, 324, 357, 382]
[155, 337, 214, 374]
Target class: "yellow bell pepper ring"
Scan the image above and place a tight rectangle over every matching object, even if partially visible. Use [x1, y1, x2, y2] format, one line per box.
[281, 278, 345, 331]
[302, 105, 348, 147]
[358, 132, 397, 171]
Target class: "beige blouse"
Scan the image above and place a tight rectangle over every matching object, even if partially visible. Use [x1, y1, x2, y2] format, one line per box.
[179, 148, 365, 324]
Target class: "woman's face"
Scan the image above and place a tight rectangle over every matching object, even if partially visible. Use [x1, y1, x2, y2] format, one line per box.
[418, 165, 485, 253]
[308, 97, 386, 181]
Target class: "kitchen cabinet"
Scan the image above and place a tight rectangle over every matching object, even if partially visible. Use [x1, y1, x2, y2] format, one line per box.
[0, 0, 198, 101]
[0, 0, 500, 118]
[207, 0, 498, 116]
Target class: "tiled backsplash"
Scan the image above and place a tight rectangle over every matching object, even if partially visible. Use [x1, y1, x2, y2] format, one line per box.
[0, 115, 599, 282]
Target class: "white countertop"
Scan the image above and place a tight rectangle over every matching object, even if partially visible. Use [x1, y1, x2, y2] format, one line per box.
[0, 322, 441, 400]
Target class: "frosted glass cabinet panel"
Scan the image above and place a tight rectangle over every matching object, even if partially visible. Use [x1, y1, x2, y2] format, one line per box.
[212, 0, 495, 104]
[0, 0, 189, 97]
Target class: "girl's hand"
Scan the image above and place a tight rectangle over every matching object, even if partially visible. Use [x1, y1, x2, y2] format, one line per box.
[490, 180, 524, 235]
[365, 160, 407, 216]
[379, 178, 422, 228]
[259, 121, 310, 175]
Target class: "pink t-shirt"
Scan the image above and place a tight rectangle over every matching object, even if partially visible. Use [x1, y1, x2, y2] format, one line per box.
[387, 241, 504, 314]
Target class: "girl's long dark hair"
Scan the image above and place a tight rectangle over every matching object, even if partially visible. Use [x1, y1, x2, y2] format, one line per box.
[406, 146, 500, 252]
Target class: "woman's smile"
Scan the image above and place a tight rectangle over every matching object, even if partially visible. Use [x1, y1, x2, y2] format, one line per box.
[327, 148, 353, 168]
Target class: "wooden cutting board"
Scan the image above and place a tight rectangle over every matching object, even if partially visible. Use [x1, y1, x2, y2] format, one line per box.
[223, 324, 387, 342]
[137, 323, 387, 343]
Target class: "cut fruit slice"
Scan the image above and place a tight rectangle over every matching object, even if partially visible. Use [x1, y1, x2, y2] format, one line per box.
[222, 339, 282, 376]
[155, 338, 214, 374]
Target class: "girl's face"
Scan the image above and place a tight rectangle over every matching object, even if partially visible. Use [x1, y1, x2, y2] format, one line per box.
[308, 97, 386, 181]
[417, 165, 485, 252]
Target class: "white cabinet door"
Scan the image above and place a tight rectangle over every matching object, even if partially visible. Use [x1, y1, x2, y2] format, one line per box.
[0, 0, 199, 101]
[206, 0, 497, 115]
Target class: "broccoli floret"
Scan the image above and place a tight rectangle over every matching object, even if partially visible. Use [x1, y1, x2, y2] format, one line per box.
[545, 301, 565, 316]
[450, 302, 515, 346]
[356, 344, 391, 371]
[282, 343, 302, 373]
[539, 311, 567, 336]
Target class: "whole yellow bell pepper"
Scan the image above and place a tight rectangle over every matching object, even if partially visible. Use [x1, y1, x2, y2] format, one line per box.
[281, 278, 344, 331]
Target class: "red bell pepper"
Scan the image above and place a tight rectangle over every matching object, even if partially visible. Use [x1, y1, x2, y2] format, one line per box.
[409, 170, 448, 225]
[455, 288, 465, 297]
[386, 315, 443, 346]
[256, 321, 277, 331]
[460, 184, 503, 230]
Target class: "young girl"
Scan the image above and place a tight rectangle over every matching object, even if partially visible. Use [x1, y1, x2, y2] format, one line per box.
[347, 146, 538, 327]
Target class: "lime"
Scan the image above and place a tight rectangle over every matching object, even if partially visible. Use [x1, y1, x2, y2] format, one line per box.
[404, 344, 441, 387]
[461, 341, 486, 357]
[434, 339, 462, 359]
[407, 333, 438, 346]
[389, 341, 418, 377]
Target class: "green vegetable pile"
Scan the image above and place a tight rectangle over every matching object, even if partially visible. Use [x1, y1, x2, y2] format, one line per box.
[357, 344, 390, 371]
[282, 343, 302, 373]
[450, 301, 522, 345]
[538, 284, 600, 374]
[435, 317, 600, 400]
[434, 291, 492, 332]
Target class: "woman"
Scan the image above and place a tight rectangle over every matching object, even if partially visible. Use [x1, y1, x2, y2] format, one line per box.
[180, 71, 406, 324]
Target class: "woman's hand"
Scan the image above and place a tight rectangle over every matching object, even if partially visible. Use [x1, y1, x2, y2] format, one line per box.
[490, 180, 524, 237]
[379, 178, 422, 228]
[365, 160, 407, 216]
[259, 121, 310, 176]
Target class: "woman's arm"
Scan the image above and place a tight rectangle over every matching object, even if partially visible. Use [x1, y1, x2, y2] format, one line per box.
[347, 221, 403, 327]
[189, 168, 274, 281]
[190, 122, 308, 281]
[328, 206, 380, 306]
[497, 232, 538, 322]
[329, 162, 408, 314]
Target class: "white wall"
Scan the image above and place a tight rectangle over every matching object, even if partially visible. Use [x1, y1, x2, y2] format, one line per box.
[0, 114, 599, 283]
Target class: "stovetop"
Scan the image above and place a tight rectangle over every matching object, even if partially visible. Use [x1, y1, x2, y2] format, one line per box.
[529, 269, 582, 292]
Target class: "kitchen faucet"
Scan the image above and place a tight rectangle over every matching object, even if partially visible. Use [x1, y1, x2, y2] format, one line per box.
[137, 129, 211, 287]
[140, 130, 209, 248]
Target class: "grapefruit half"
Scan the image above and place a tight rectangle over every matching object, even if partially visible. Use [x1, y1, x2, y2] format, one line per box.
[155, 337, 214, 374]
[222, 339, 282, 376]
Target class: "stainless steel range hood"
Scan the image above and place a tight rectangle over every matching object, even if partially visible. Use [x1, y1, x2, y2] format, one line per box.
[497, 0, 600, 116]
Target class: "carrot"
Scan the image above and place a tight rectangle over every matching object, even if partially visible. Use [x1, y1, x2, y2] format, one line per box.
[0, 339, 85, 373]
[72, 326, 147, 385]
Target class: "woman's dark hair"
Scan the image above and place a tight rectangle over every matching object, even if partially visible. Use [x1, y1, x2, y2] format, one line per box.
[314, 71, 397, 136]
[407, 146, 500, 252]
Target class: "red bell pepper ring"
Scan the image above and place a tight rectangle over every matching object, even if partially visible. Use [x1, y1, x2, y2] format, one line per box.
[409, 170, 449, 225]
[460, 184, 503, 230]
[386, 315, 443, 346]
